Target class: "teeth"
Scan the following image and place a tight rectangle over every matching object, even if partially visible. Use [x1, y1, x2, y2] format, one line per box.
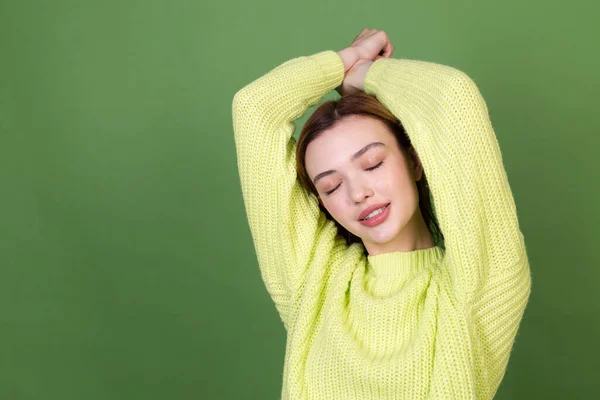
[364, 206, 386, 220]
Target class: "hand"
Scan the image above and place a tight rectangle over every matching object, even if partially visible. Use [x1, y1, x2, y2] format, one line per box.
[336, 29, 394, 96]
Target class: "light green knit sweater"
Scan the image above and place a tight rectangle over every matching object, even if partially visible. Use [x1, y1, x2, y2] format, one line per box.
[232, 50, 532, 400]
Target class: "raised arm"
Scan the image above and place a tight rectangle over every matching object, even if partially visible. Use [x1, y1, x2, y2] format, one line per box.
[232, 30, 398, 329]
[361, 55, 532, 392]
[362, 57, 530, 303]
[232, 51, 349, 328]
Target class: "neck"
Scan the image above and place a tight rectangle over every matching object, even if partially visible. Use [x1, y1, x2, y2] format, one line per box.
[364, 207, 434, 256]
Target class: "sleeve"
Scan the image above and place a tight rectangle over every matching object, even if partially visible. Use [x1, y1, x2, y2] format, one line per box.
[364, 58, 532, 392]
[363, 58, 530, 303]
[231, 51, 349, 329]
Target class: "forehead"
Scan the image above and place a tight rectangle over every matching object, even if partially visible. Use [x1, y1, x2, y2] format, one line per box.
[305, 115, 394, 173]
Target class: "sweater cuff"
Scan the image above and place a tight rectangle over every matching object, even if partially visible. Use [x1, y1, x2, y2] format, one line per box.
[364, 57, 393, 95]
[308, 50, 345, 92]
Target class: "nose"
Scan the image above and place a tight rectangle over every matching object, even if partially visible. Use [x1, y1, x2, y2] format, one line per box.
[349, 178, 374, 204]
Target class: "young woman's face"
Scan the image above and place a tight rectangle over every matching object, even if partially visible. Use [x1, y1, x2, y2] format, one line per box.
[304, 115, 424, 254]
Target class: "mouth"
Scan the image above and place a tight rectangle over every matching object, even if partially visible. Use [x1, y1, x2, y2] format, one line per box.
[359, 203, 390, 221]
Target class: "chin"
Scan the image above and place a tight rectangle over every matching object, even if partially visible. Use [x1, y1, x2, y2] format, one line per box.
[366, 227, 401, 244]
[354, 220, 402, 244]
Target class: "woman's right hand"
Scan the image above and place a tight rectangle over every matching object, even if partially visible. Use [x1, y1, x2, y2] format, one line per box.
[336, 29, 394, 96]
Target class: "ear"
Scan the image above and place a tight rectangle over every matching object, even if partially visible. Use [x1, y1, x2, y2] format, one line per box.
[408, 147, 424, 182]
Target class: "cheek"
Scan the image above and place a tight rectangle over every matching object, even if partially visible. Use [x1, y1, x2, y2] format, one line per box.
[321, 197, 353, 227]
[322, 198, 344, 217]
[375, 166, 402, 193]
[377, 163, 417, 203]
[389, 157, 413, 183]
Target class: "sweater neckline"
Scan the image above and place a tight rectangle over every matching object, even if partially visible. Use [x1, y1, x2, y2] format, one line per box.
[366, 245, 445, 277]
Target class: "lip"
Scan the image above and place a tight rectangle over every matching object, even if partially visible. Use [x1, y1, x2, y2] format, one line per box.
[358, 203, 390, 221]
[359, 203, 391, 227]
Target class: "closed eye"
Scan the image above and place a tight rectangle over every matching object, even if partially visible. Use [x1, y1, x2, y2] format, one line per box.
[324, 161, 385, 196]
[365, 161, 384, 171]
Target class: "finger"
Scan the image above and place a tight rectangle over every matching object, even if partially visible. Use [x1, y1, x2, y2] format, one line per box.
[377, 32, 393, 57]
[350, 28, 370, 46]
[358, 28, 371, 38]
[386, 44, 394, 58]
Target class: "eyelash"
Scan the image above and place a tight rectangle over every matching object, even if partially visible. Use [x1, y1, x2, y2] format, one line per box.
[324, 161, 385, 196]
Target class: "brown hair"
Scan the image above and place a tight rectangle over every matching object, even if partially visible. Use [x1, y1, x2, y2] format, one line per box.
[295, 92, 445, 250]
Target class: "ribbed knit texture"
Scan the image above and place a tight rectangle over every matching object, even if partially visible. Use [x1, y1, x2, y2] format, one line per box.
[232, 50, 532, 400]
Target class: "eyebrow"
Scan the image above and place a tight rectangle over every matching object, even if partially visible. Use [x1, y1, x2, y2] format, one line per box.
[312, 142, 386, 184]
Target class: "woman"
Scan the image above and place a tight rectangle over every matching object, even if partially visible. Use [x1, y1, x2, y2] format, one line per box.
[232, 28, 532, 400]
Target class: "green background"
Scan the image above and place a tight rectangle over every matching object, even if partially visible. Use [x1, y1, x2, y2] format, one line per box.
[1, 0, 598, 398]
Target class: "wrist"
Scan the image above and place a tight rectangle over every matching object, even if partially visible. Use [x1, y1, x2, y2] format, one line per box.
[336, 47, 359, 72]
[352, 59, 374, 92]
